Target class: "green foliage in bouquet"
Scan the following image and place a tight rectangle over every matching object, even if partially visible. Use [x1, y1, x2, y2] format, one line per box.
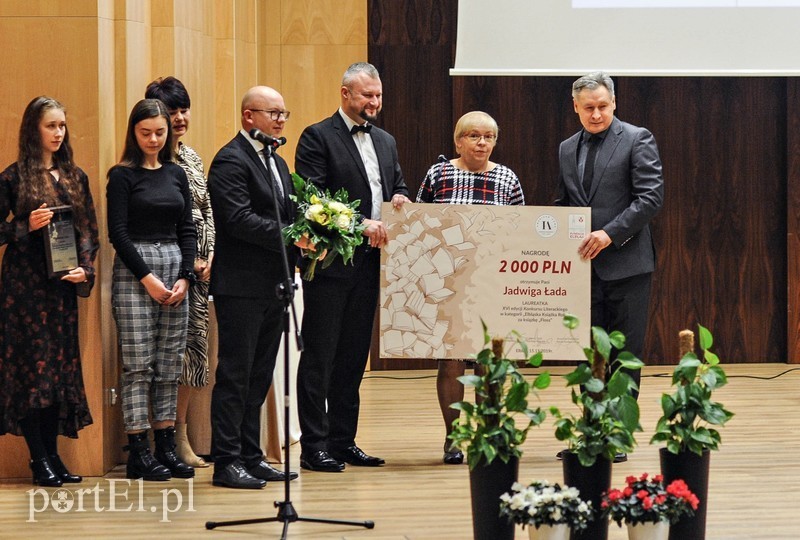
[282, 173, 367, 279]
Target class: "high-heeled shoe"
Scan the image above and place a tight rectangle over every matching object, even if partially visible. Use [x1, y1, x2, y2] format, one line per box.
[30, 457, 62, 487]
[175, 423, 208, 468]
[48, 454, 82, 483]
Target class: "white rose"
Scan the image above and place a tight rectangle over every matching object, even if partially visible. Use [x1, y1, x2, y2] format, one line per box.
[335, 214, 351, 229]
[306, 204, 330, 226]
[328, 201, 347, 213]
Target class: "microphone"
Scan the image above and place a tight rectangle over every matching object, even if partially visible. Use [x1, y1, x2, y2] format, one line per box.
[434, 154, 448, 183]
[249, 128, 287, 148]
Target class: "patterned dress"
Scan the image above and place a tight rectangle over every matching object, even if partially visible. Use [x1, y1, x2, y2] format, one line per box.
[0, 164, 99, 437]
[176, 143, 214, 387]
[416, 161, 525, 206]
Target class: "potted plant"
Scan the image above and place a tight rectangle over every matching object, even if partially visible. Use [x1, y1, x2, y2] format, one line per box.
[601, 473, 699, 540]
[449, 321, 551, 540]
[500, 480, 594, 540]
[550, 314, 644, 540]
[650, 324, 734, 540]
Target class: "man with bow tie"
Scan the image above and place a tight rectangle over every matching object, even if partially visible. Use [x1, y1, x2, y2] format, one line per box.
[294, 62, 410, 472]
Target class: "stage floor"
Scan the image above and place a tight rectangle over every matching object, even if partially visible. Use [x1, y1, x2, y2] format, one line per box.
[1, 364, 798, 538]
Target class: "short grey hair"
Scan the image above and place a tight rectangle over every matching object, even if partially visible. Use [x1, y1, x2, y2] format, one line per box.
[342, 62, 380, 87]
[572, 71, 615, 99]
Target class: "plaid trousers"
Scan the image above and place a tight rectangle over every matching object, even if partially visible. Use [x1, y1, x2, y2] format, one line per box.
[112, 242, 188, 432]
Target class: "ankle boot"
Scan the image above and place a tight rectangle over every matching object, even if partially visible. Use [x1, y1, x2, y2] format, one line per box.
[124, 431, 171, 481]
[48, 454, 82, 483]
[30, 457, 62, 487]
[154, 427, 195, 478]
[175, 423, 208, 468]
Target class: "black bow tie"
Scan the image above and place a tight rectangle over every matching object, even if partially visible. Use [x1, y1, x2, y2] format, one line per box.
[350, 123, 372, 135]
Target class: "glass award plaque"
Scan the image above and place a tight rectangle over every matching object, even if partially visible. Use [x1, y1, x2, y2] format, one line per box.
[43, 205, 78, 277]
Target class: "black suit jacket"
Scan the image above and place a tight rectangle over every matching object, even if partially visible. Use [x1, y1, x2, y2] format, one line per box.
[208, 131, 296, 297]
[295, 111, 409, 279]
[555, 117, 664, 281]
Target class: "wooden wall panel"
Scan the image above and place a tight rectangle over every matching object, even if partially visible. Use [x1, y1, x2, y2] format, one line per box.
[281, 0, 366, 45]
[279, 44, 366, 168]
[368, 0, 457, 370]
[0, 10, 107, 478]
[445, 75, 788, 365]
[0, 0, 98, 17]
[787, 79, 800, 364]
[371, 0, 789, 366]
[0, 0, 370, 478]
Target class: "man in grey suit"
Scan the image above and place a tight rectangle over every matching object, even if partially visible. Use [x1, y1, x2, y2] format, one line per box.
[555, 71, 664, 397]
[295, 62, 410, 472]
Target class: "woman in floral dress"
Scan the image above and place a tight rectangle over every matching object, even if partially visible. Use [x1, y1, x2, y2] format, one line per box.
[0, 96, 99, 486]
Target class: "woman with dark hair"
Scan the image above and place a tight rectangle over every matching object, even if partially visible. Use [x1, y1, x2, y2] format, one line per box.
[0, 96, 99, 486]
[107, 98, 197, 481]
[145, 77, 214, 468]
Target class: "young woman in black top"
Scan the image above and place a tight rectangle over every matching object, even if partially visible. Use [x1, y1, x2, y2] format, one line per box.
[107, 98, 196, 481]
[0, 96, 99, 486]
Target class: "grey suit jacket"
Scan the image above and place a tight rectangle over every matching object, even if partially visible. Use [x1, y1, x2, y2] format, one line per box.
[555, 117, 664, 281]
[295, 111, 409, 279]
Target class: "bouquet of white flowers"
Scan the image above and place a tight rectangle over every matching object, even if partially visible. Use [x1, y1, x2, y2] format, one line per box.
[499, 480, 594, 531]
[282, 173, 366, 280]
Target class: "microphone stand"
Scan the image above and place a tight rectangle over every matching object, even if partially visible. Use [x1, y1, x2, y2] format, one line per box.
[205, 142, 374, 538]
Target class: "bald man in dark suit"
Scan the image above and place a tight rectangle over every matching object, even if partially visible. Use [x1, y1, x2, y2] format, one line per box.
[208, 86, 299, 488]
[295, 62, 410, 472]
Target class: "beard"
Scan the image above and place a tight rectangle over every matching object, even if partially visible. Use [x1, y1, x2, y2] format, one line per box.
[359, 107, 380, 123]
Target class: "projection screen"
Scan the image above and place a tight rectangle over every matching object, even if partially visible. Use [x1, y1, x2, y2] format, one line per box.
[452, 0, 800, 75]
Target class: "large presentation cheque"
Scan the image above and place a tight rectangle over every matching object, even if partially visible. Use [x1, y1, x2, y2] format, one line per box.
[379, 203, 591, 361]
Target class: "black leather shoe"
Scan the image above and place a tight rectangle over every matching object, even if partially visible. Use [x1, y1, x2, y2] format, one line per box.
[247, 460, 298, 481]
[329, 445, 385, 467]
[30, 458, 62, 487]
[613, 452, 628, 463]
[48, 454, 82, 483]
[212, 461, 266, 489]
[443, 449, 464, 465]
[300, 450, 345, 472]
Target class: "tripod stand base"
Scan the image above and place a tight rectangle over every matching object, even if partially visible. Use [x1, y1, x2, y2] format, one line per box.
[205, 500, 375, 535]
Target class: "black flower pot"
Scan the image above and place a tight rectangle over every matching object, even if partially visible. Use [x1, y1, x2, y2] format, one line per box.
[468, 456, 519, 540]
[660, 447, 710, 540]
[562, 452, 612, 540]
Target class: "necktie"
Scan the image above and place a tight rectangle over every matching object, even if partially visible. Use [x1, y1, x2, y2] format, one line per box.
[582, 134, 600, 196]
[261, 151, 285, 200]
[350, 123, 373, 135]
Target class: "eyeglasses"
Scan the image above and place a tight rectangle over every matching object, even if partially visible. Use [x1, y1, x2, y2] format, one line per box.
[249, 109, 291, 121]
[463, 133, 496, 143]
